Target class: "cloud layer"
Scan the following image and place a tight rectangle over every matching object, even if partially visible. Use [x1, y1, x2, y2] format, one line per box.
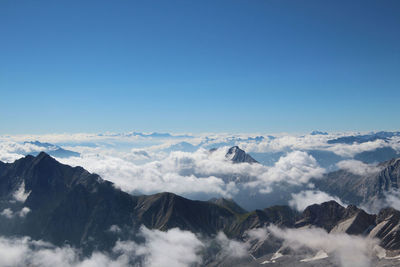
[267, 225, 380, 267]
[0, 226, 205, 267]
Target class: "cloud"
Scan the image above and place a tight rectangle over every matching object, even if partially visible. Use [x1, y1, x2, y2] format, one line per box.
[364, 189, 400, 213]
[57, 149, 240, 198]
[327, 140, 388, 158]
[249, 151, 325, 193]
[1, 207, 31, 218]
[108, 225, 122, 233]
[13, 181, 31, 203]
[238, 133, 396, 159]
[57, 147, 326, 199]
[0, 141, 46, 162]
[19, 207, 31, 217]
[245, 227, 269, 242]
[239, 134, 330, 153]
[215, 232, 249, 259]
[289, 190, 346, 211]
[0, 135, 328, 200]
[127, 226, 204, 267]
[267, 225, 380, 267]
[336, 160, 382, 176]
[0, 226, 205, 267]
[384, 190, 400, 210]
[0, 208, 14, 219]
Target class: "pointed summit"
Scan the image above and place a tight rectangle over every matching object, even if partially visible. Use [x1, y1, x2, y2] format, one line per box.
[36, 151, 52, 159]
[225, 146, 258, 164]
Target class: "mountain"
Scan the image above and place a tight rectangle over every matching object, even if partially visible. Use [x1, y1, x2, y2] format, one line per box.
[313, 158, 400, 208]
[2, 153, 400, 265]
[0, 153, 253, 253]
[225, 146, 258, 164]
[310, 130, 328, 135]
[369, 207, 400, 250]
[327, 131, 400, 144]
[295, 201, 376, 235]
[24, 141, 80, 158]
[164, 141, 199, 152]
[240, 201, 400, 267]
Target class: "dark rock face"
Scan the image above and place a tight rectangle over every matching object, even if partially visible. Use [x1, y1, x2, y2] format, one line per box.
[295, 201, 376, 235]
[226, 206, 298, 237]
[369, 208, 400, 250]
[225, 146, 258, 164]
[295, 201, 349, 231]
[134, 192, 236, 234]
[0, 152, 136, 252]
[313, 158, 400, 207]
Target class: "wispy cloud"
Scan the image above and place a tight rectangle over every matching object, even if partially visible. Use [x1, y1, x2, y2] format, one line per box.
[289, 190, 346, 211]
[267, 225, 380, 267]
[336, 160, 382, 176]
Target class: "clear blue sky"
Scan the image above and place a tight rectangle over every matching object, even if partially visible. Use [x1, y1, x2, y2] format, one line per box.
[1, 0, 399, 134]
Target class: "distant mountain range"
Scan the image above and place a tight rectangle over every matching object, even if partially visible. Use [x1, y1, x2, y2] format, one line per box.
[24, 141, 80, 158]
[1, 153, 400, 266]
[327, 131, 400, 144]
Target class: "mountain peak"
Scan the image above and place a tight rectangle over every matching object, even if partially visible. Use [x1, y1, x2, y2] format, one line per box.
[33, 151, 57, 164]
[225, 146, 258, 164]
[208, 197, 247, 214]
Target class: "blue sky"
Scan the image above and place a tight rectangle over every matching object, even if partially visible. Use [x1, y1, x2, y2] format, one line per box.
[1, 0, 399, 134]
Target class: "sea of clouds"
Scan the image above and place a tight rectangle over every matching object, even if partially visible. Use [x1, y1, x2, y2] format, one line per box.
[1, 131, 400, 210]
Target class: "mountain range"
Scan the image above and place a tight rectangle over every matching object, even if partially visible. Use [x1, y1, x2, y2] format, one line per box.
[1, 152, 400, 266]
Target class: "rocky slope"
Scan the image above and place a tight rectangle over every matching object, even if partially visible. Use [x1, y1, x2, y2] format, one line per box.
[313, 158, 400, 208]
[225, 146, 258, 164]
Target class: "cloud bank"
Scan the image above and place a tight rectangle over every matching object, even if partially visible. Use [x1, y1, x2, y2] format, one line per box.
[0, 226, 205, 267]
[267, 225, 380, 267]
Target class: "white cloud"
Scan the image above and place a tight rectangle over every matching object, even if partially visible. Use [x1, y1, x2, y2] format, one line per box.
[13, 181, 31, 203]
[215, 232, 249, 259]
[365, 189, 400, 213]
[384, 190, 400, 210]
[0, 226, 205, 267]
[57, 149, 240, 198]
[289, 190, 346, 211]
[250, 151, 325, 193]
[18, 207, 31, 217]
[239, 134, 330, 153]
[245, 227, 268, 242]
[327, 140, 388, 158]
[267, 225, 380, 267]
[1, 208, 14, 219]
[336, 160, 382, 176]
[0, 207, 31, 219]
[127, 227, 204, 267]
[108, 225, 122, 233]
[57, 147, 326, 198]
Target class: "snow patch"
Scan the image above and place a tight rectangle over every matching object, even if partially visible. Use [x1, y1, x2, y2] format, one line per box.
[271, 252, 283, 260]
[300, 250, 328, 262]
